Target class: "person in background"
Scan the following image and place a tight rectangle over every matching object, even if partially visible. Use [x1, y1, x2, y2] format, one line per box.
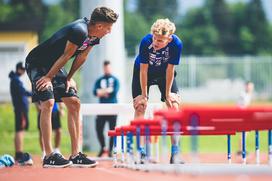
[9, 62, 33, 166]
[93, 60, 119, 157]
[236, 81, 255, 155]
[237, 81, 254, 108]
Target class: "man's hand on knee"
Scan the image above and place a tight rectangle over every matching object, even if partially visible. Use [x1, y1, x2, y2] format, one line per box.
[133, 95, 148, 111]
[166, 93, 181, 108]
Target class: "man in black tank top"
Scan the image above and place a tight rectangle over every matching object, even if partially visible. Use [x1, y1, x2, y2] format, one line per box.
[25, 7, 118, 168]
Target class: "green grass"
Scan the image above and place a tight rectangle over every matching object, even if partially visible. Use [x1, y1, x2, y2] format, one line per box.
[0, 102, 271, 156]
[0, 103, 71, 156]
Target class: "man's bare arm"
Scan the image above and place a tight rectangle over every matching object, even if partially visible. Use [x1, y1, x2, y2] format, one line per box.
[165, 64, 175, 107]
[36, 41, 78, 91]
[66, 46, 92, 81]
[47, 41, 78, 79]
[140, 63, 149, 97]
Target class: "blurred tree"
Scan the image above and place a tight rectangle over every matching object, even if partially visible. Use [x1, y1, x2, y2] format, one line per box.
[60, 0, 79, 20]
[177, 7, 220, 55]
[229, 3, 252, 55]
[40, 5, 67, 42]
[124, 11, 149, 56]
[0, 1, 12, 22]
[137, 0, 178, 22]
[124, 0, 149, 56]
[9, 0, 47, 22]
[245, 0, 270, 55]
[0, 0, 79, 42]
[40, 0, 79, 42]
[205, 0, 234, 55]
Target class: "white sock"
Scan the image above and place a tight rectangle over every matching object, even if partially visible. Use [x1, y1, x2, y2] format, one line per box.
[41, 151, 46, 159]
[53, 148, 61, 154]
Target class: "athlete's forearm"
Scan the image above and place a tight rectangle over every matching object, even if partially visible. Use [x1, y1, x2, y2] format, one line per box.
[46, 54, 72, 79]
[66, 56, 86, 80]
[46, 41, 78, 79]
[67, 47, 92, 80]
[140, 64, 148, 97]
[166, 64, 175, 97]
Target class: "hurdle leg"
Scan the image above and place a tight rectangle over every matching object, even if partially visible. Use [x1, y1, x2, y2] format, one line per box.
[161, 118, 168, 164]
[136, 126, 141, 164]
[126, 132, 134, 165]
[242, 131, 246, 164]
[227, 134, 231, 164]
[113, 136, 118, 166]
[268, 130, 272, 166]
[121, 130, 125, 163]
[172, 121, 181, 164]
[190, 114, 199, 163]
[154, 136, 160, 163]
[255, 130, 260, 165]
[145, 125, 151, 163]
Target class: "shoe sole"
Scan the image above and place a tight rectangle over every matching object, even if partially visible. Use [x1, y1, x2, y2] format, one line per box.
[69, 162, 98, 168]
[18, 159, 34, 166]
[43, 161, 73, 168]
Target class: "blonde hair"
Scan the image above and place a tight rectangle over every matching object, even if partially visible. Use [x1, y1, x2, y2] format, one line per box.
[151, 19, 176, 36]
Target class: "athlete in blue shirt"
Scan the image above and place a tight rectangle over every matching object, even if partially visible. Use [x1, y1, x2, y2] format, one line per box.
[132, 19, 182, 164]
[25, 7, 118, 168]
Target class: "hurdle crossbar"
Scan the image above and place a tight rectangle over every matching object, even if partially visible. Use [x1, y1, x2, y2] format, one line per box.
[81, 103, 162, 115]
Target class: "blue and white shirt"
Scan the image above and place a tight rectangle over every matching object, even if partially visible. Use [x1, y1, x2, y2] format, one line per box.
[134, 34, 182, 75]
[93, 75, 120, 103]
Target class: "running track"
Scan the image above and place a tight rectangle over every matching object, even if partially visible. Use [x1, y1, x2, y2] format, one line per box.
[0, 154, 271, 181]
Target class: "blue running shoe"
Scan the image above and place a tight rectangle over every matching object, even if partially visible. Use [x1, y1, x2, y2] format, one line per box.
[0, 154, 15, 167]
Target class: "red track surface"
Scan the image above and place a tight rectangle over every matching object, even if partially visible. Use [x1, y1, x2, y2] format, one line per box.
[0, 154, 271, 181]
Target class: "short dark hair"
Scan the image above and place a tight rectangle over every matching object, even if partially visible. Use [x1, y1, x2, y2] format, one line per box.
[90, 7, 118, 24]
[16, 62, 25, 70]
[103, 60, 110, 66]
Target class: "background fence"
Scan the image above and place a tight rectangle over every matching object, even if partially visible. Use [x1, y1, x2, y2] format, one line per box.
[0, 55, 271, 103]
[125, 56, 272, 103]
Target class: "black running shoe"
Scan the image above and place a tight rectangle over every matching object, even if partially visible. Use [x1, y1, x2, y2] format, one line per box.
[43, 153, 72, 168]
[18, 152, 33, 166]
[69, 152, 97, 168]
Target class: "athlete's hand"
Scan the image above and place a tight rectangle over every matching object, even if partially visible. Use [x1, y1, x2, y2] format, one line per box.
[133, 95, 148, 110]
[36, 76, 52, 91]
[166, 93, 181, 109]
[165, 96, 173, 108]
[66, 78, 77, 93]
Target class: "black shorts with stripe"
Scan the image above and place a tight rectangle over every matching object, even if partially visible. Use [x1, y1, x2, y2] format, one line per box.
[25, 62, 78, 103]
[131, 65, 179, 102]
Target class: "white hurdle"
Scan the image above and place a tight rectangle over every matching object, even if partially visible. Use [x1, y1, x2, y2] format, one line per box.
[80, 103, 163, 160]
[81, 103, 162, 116]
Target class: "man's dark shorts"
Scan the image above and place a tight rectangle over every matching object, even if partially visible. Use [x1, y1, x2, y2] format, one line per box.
[25, 62, 78, 103]
[15, 109, 29, 132]
[132, 65, 179, 102]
